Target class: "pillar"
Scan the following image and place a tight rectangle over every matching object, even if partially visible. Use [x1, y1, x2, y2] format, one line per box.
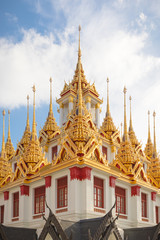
[69, 96, 73, 113]
[19, 185, 30, 222]
[60, 103, 64, 127]
[86, 97, 91, 112]
[95, 103, 100, 128]
[130, 186, 141, 223]
[109, 176, 116, 216]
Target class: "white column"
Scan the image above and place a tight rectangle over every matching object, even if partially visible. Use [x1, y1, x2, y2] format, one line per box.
[59, 103, 64, 127]
[19, 186, 30, 222]
[86, 97, 91, 112]
[95, 103, 100, 128]
[69, 97, 73, 113]
[44, 176, 52, 217]
[150, 192, 156, 224]
[109, 176, 116, 216]
[130, 186, 141, 224]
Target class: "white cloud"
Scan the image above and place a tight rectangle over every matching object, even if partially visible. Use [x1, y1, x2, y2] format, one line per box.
[1, 0, 160, 150]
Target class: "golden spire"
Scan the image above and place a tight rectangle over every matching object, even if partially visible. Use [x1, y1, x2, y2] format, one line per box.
[123, 86, 128, 141]
[106, 78, 110, 117]
[39, 79, 60, 143]
[27, 95, 30, 127]
[2, 110, 5, 154]
[49, 77, 53, 114]
[78, 25, 82, 116]
[7, 110, 11, 139]
[153, 111, 157, 157]
[129, 96, 133, 131]
[31, 85, 37, 140]
[144, 110, 153, 159]
[5, 110, 15, 159]
[148, 110, 151, 143]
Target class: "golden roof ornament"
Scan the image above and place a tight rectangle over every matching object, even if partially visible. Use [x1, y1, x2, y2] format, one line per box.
[147, 111, 160, 188]
[144, 110, 153, 159]
[0, 110, 12, 181]
[128, 96, 140, 148]
[5, 110, 15, 159]
[39, 78, 60, 144]
[16, 95, 31, 155]
[100, 78, 119, 143]
[112, 87, 147, 182]
[21, 85, 47, 171]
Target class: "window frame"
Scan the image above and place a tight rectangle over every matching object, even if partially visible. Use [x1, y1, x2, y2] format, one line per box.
[57, 176, 68, 209]
[34, 186, 45, 214]
[13, 192, 19, 218]
[115, 186, 126, 214]
[0, 205, 4, 223]
[141, 192, 147, 218]
[94, 177, 104, 208]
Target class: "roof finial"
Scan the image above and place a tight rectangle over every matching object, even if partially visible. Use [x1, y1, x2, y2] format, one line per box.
[49, 77, 53, 114]
[78, 26, 82, 115]
[129, 96, 133, 131]
[148, 110, 151, 143]
[2, 110, 5, 152]
[32, 85, 37, 139]
[123, 86, 128, 141]
[106, 77, 110, 116]
[8, 110, 11, 139]
[78, 25, 81, 59]
[27, 95, 30, 127]
[153, 111, 157, 157]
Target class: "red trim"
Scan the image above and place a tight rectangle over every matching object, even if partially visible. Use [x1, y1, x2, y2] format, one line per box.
[151, 192, 156, 201]
[94, 208, 106, 213]
[116, 214, 128, 219]
[70, 166, 92, 181]
[142, 218, 149, 222]
[45, 176, 52, 188]
[131, 186, 141, 196]
[33, 214, 42, 219]
[109, 176, 116, 188]
[56, 208, 68, 214]
[4, 191, 9, 201]
[12, 218, 19, 222]
[20, 185, 29, 196]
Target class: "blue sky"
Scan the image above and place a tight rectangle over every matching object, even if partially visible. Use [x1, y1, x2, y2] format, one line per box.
[0, 0, 160, 151]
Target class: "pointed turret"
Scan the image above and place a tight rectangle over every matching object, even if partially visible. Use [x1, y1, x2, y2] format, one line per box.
[144, 111, 153, 159]
[112, 87, 147, 182]
[22, 86, 47, 171]
[0, 110, 11, 180]
[39, 78, 60, 144]
[100, 78, 119, 143]
[5, 110, 15, 159]
[16, 95, 31, 155]
[153, 111, 157, 158]
[147, 111, 160, 188]
[128, 96, 140, 148]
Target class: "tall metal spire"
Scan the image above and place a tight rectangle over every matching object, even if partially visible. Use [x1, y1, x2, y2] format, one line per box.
[7, 110, 11, 139]
[153, 111, 157, 157]
[49, 77, 53, 114]
[32, 85, 37, 139]
[1, 110, 5, 153]
[123, 86, 128, 141]
[129, 96, 133, 131]
[106, 77, 110, 117]
[78, 25, 82, 116]
[27, 95, 30, 127]
[147, 110, 151, 143]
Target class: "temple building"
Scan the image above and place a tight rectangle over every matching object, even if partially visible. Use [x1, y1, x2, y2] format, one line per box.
[0, 26, 160, 239]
